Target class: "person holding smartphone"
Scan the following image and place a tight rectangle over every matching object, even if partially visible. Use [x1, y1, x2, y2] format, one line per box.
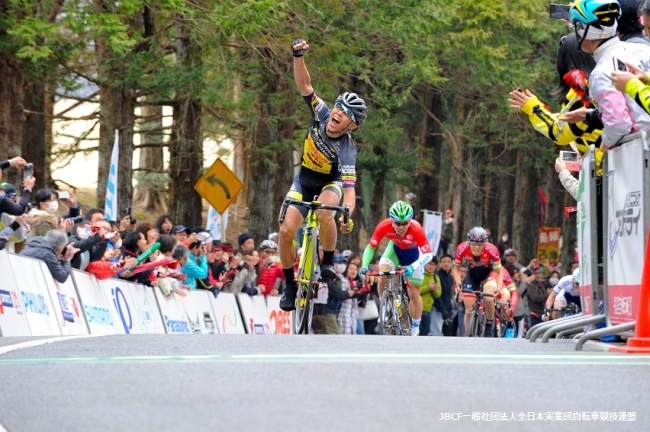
[0, 158, 35, 216]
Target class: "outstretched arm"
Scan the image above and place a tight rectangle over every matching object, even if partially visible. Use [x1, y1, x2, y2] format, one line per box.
[292, 39, 313, 96]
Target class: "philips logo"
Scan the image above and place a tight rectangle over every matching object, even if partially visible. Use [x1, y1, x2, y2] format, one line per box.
[20, 291, 49, 316]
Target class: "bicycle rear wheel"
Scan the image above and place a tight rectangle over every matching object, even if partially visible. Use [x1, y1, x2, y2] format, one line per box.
[294, 231, 316, 334]
[379, 290, 397, 335]
[466, 309, 477, 337]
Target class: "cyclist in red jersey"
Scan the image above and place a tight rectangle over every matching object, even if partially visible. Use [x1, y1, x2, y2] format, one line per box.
[361, 201, 433, 336]
[451, 227, 504, 337]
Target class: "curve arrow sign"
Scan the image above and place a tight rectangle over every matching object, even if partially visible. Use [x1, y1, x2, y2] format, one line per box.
[206, 175, 231, 199]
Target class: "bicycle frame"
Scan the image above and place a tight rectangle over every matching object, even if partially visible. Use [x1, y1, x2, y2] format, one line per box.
[465, 290, 494, 338]
[279, 196, 349, 334]
[368, 269, 412, 336]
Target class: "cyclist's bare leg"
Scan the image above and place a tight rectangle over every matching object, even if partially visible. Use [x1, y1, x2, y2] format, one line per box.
[463, 295, 477, 329]
[496, 288, 513, 324]
[407, 282, 423, 320]
[279, 206, 304, 280]
[481, 280, 497, 321]
[315, 190, 341, 252]
[376, 262, 393, 297]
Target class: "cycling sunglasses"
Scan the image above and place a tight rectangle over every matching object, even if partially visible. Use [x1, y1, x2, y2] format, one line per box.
[393, 221, 409, 227]
[334, 102, 356, 124]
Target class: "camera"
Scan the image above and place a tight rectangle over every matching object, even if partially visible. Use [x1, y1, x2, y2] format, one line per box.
[60, 216, 84, 224]
[122, 207, 137, 225]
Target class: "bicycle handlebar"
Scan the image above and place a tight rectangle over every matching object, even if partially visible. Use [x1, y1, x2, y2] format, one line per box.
[279, 196, 350, 224]
[366, 269, 406, 277]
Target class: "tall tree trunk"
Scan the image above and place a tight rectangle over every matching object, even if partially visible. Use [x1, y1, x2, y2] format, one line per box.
[544, 165, 564, 229]
[97, 84, 135, 214]
[483, 142, 499, 234]
[43, 85, 55, 188]
[134, 103, 165, 211]
[466, 146, 485, 229]
[497, 150, 515, 240]
[168, 26, 202, 228]
[22, 80, 46, 191]
[247, 56, 278, 245]
[0, 52, 25, 186]
[271, 77, 295, 229]
[416, 88, 442, 216]
[368, 143, 387, 235]
[512, 151, 540, 263]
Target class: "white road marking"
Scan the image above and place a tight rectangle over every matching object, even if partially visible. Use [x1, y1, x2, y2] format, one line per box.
[0, 335, 102, 356]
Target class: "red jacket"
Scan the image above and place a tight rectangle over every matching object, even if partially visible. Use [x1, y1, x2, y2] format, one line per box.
[257, 262, 285, 296]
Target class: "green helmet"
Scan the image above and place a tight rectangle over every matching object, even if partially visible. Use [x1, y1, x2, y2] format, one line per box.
[388, 201, 414, 222]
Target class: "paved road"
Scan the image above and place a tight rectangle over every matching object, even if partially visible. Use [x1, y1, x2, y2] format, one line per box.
[0, 335, 648, 432]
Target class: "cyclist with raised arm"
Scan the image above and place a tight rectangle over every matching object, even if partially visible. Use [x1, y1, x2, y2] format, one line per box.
[545, 268, 582, 320]
[452, 227, 504, 338]
[279, 39, 368, 312]
[360, 201, 433, 336]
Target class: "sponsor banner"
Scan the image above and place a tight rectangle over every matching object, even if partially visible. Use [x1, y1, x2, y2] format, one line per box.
[266, 295, 292, 335]
[127, 283, 165, 334]
[577, 148, 594, 315]
[237, 294, 271, 334]
[209, 293, 246, 334]
[0, 251, 31, 336]
[40, 262, 88, 335]
[607, 138, 645, 323]
[153, 288, 192, 334]
[182, 290, 219, 334]
[73, 270, 118, 335]
[100, 279, 143, 334]
[537, 227, 561, 263]
[422, 210, 443, 256]
[8, 254, 61, 336]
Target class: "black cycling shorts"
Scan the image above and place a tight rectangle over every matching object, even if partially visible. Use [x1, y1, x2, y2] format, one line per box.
[286, 170, 342, 219]
[461, 267, 493, 296]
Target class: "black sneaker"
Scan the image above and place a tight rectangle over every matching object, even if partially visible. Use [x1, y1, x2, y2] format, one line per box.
[320, 263, 337, 280]
[280, 284, 298, 311]
[484, 321, 494, 338]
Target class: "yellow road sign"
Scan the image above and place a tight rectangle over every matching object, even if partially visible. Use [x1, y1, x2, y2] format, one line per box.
[194, 158, 244, 214]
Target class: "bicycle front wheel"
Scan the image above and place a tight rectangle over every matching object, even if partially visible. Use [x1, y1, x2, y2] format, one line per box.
[379, 290, 397, 335]
[294, 231, 316, 334]
[399, 295, 412, 336]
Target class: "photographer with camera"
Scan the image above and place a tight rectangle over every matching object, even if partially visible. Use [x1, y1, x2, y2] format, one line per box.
[0, 183, 30, 252]
[0, 158, 35, 217]
[20, 229, 79, 283]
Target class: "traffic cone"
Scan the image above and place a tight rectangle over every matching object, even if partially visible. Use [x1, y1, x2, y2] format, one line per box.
[610, 228, 650, 353]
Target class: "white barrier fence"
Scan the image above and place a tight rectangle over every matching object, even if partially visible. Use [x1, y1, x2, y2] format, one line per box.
[0, 250, 293, 337]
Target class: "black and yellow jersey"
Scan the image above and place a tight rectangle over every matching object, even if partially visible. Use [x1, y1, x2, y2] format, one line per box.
[301, 92, 356, 188]
[521, 88, 603, 174]
[625, 77, 650, 116]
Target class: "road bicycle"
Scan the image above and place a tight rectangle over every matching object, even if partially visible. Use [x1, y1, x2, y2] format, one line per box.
[279, 196, 349, 334]
[465, 289, 495, 338]
[367, 269, 412, 336]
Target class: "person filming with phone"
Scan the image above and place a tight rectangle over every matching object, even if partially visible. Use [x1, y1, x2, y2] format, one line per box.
[0, 157, 35, 216]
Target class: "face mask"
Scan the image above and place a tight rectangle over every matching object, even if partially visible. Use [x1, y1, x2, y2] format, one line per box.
[47, 201, 58, 214]
[549, 277, 559, 286]
[501, 236, 508, 242]
[77, 229, 89, 240]
[269, 255, 281, 263]
[335, 264, 347, 274]
[114, 239, 122, 249]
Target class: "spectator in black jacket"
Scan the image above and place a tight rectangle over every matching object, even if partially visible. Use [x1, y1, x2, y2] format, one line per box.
[20, 229, 79, 283]
[436, 254, 456, 336]
[0, 172, 34, 217]
[69, 219, 115, 270]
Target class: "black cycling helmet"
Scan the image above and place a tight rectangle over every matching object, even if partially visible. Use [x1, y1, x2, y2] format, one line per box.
[467, 227, 489, 243]
[618, 0, 644, 34]
[335, 92, 368, 126]
[504, 248, 518, 257]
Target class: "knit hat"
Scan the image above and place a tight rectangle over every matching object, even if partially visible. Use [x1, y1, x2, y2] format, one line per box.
[238, 232, 253, 247]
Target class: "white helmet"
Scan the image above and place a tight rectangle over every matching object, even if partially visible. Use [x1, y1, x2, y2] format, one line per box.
[259, 240, 278, 251]
[572, 268, 580, 284]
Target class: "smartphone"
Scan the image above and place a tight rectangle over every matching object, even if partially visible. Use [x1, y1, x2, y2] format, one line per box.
[560, 150, 581, 172]
[615, 58, 627, 72]
[549, 3, 570, 20]
[22, 163, 34, 180]
[58, 191, 70, 200]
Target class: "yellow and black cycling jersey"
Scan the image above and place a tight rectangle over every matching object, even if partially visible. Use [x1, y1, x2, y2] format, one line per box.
[521, 88, 603, 174]
[300, 92, 356, 188]
[625, 77, 650, 116]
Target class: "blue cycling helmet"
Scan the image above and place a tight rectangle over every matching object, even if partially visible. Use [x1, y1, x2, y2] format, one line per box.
[570, 0, 621, 43]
